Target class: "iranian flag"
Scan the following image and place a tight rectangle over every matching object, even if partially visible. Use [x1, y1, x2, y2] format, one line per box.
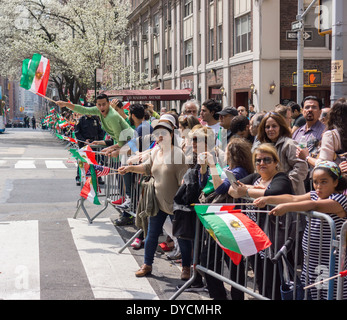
[80, 165, 100, 205]
[194, 206, 271, 264]
[69, 145, 98, 165]
[20, 53, 50, 96]
[56, 133, 78, 144]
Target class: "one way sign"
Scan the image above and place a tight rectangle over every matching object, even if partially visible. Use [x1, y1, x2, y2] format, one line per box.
[286, 31, 312, 41]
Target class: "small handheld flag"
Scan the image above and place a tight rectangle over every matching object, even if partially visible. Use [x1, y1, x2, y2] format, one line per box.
[194, 205, 272, 264]
[20, 53, 50, 96]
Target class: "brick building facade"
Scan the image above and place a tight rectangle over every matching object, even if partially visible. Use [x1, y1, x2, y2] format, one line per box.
[125, 0, 332, 112]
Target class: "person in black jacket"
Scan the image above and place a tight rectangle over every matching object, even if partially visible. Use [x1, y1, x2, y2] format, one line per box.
[74, 103, 105, 185]
[228, 143, 295, 300]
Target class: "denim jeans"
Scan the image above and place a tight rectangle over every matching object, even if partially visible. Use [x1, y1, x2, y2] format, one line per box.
[144, 209, 192, 267]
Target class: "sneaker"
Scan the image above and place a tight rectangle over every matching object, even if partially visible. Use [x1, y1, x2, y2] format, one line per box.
[116, 196, 131, 210]
[114, 216, 134, 226]
[111, 197, 125, 205]
[131, 238, 144, 249]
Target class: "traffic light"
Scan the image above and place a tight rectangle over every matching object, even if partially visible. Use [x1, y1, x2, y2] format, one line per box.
[318, 0, 332, 36]
[308, 71, 322, 85]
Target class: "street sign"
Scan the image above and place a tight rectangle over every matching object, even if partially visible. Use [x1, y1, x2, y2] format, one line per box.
[303, 31, 313, 41]
[286, 31, 312, 41]
[291, 20, 303, 31]
[286, 31, 298, 40]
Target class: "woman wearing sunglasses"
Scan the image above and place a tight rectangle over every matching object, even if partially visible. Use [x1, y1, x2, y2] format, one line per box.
[118, 117, 189, 278]
[255, 112, 308, 195]
[228, 143, 295, 299]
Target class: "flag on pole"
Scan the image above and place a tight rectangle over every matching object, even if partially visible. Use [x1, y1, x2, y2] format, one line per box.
[86, 164, 111, 177]
[194, 204, 236, 214]
[202, 163, 227, 195]
[194, 207, 272, 264]
[123, 102, 130, 111]
[56, 133, 78, 144]
[80, 165, 100, 205]
[69, 146, 98, 165]
[20, 53, 50, 96]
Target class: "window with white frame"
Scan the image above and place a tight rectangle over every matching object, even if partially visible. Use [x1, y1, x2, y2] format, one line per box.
[184, 38, 193, 67]
[234, 0, 251, 54]
[184, 0, 193, 18]
[235, 13, 251, 54]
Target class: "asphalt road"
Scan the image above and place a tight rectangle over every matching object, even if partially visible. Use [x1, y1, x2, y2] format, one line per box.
[0, 128, 210, 302]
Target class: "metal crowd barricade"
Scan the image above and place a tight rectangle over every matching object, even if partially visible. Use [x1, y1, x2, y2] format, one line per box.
[337, 221, 347, 299]
[73, 145, 110, 223]
[170, 198, 342, 301]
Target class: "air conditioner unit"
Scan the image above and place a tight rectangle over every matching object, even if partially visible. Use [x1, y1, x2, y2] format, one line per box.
[141, 34, 148, 41]
[131, 40, 138, 47]
[153, 68, 158, 75]
[124, 46, 129, 51]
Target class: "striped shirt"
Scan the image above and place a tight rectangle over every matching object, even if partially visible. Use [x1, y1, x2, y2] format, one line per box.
[302, 191, 347, 300]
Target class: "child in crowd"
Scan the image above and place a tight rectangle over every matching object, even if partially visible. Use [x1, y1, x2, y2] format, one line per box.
[254, 161, 347, 300]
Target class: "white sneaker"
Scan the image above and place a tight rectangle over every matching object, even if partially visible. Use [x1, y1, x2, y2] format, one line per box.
[116, 196, 131, 209]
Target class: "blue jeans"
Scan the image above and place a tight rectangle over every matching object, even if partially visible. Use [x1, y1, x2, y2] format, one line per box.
[144, 210, 192, 267]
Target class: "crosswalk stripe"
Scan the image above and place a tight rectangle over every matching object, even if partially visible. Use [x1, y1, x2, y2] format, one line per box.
[14, 160, 36, 169]
[68, 218, 159, 300]
[45, 160, 67, 169]
[0, 218, 159, 300]
[0, 221, 40, 300]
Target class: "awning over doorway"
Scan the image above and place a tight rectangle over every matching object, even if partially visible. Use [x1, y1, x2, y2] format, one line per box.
[100, 89, 192, 101]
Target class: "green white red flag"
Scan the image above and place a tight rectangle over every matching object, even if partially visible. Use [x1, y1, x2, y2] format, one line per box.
[20, 53, 50, 96]
[194, 205, 272, 264]
[80, 165, 100, 205]
[56, 133, 78, 144]
[69, 146, 98, 165]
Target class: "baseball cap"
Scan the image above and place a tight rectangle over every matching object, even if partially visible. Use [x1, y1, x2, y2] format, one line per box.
[216, 107, 238, 116]
[159, 114, 177, 128]
[153, 121, 174, 132]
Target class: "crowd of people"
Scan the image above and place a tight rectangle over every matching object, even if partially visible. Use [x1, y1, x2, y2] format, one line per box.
[55, 94, 347, 300]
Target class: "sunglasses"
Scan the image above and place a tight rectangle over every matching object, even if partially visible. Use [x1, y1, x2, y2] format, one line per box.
[255, 157, 274, 165]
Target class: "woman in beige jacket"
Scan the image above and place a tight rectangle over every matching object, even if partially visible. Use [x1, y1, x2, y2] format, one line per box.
[118, 119, 189, 278]
[256, 112, 308, 195]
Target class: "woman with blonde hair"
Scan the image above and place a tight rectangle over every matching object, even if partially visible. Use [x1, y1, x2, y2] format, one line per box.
[228, 143, 295, 299]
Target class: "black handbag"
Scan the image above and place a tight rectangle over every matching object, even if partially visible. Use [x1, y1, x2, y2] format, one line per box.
[172, 209, 196, 240]
[172, 166, 200, 241]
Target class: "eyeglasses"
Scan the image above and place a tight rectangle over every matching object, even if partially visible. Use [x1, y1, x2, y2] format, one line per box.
[255, 157, 274, 165]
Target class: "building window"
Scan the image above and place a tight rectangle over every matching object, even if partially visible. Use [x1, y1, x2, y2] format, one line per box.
[217, 24, 223, 59]
[209, 28, 214, 61]
[235, 13, 251, 54]
[184, 0, 193, 18]
[184, 38, 193, 67]
[144, 59, 149, 77]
